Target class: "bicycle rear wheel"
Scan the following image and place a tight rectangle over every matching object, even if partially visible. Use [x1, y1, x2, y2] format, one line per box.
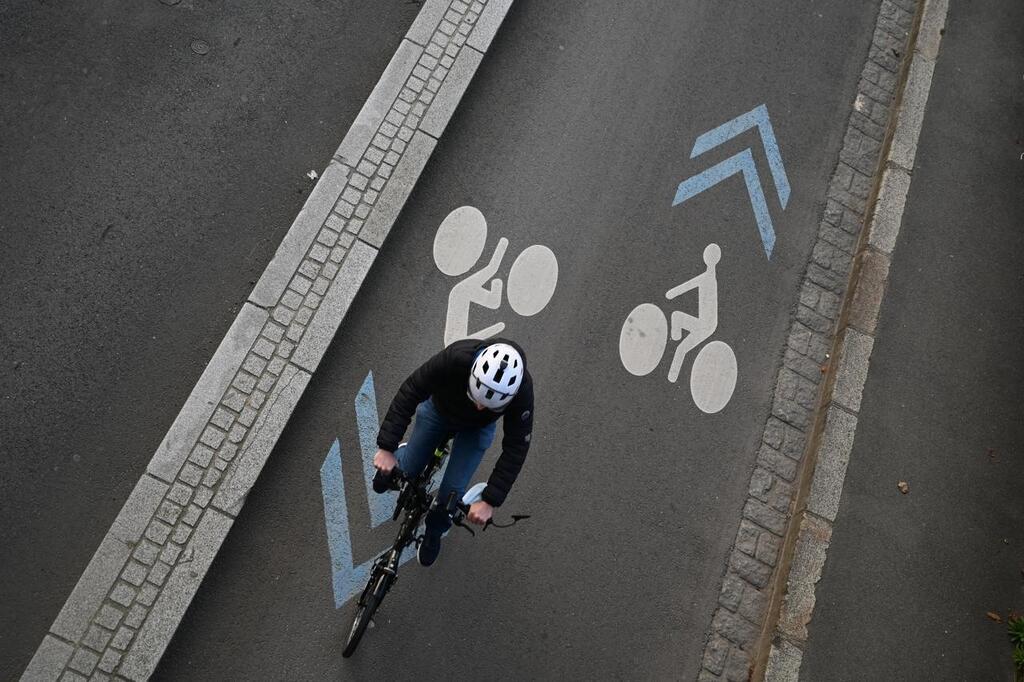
[342, 571, 389, 657]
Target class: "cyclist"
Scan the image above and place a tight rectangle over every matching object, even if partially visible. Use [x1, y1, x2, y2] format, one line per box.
[372, 339, 534, 567]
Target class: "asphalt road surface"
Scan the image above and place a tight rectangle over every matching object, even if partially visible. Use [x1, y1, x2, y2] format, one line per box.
[0, 1, 418, 677]
[802, 1, 1024, 678]
[153, 1, 884, 679]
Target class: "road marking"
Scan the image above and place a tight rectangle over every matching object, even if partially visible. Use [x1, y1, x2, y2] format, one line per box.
[356, 371, 396, 529]
[690, 104, 791, 208]
[507, 245, 559, 317]
[23, 1, 516, 678]
[320, 438, 414, 609]
[320, 370, 450, 607]
[673, 104, 790, 258]
[433, 206, 490, 276]
[618, 303, 668, 377]
[695, 1, 933, 677]
[618, 243, 737, 413]
[434, 205, 559, 346]
[690, 340, 738, 414]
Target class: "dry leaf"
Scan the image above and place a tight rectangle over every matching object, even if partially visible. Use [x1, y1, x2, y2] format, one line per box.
[986, 611, 1002, 623]
[897, 481, 910, 494]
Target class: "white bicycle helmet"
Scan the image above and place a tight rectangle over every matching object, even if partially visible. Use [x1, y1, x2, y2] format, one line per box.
[468, 343, 524, 410]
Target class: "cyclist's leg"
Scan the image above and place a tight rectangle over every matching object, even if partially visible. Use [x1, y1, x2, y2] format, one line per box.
[670, 310, 700, 342]
[668, 314, 713, 383]
[425, 421, 497, 535]
[394, 398, 450, 479]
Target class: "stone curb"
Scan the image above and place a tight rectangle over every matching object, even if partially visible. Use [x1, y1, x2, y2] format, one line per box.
[22, 1, 513, 680]
[764, 0, 948, 679]
[696, 1, 947, 680]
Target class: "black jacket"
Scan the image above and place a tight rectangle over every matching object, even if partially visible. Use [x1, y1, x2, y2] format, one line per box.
[376, 338, 534, 507]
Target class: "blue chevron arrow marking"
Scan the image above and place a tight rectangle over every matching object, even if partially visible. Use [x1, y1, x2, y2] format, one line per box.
[321, 436, 418, 608]
[356, 371, 397, 529]
[674, 148, 777, 258]
[321, 438, 380, 608]
[673, 104, 790, 258]
[320, 371, 449, 608]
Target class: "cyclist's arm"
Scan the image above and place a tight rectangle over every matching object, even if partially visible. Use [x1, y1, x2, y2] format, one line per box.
[665, 271, 706, 300]
[482, 379, 534, 507]
[376, 348, 449, 452]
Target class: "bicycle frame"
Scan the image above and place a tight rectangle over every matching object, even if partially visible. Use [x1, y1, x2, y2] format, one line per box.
[359, 440, 450, 604]
[344, 436, 529, 657]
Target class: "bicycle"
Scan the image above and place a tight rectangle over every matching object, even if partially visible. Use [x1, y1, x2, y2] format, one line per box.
[342, 437, 528, 657]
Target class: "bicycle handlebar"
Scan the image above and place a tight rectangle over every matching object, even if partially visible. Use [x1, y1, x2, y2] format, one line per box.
[378, 466, 530, 535]
[445, 491, 531, 535]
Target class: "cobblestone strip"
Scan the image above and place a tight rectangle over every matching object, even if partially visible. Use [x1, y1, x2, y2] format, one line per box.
[696, 1, 932, 680]
[765, 1, 947, 679]
[22, 1, 513, 680]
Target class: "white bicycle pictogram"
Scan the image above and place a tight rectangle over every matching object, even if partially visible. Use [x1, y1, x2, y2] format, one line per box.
[433, 206, 558, 347]
[618, 243, 738, 414]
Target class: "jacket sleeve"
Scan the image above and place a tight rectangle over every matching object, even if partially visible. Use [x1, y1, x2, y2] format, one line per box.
[376, 348, 449, 452]
[481, 380, 534, 507]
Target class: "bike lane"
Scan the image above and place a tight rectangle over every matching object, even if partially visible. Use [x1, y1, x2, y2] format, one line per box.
[155, 1, 883, 678]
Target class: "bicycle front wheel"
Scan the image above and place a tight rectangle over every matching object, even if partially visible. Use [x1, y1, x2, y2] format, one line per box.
[342, 572, 388, 657]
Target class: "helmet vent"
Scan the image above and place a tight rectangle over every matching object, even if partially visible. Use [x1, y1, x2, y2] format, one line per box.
[468, 343, 525, 410]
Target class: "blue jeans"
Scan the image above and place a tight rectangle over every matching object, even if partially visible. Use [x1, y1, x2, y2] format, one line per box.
[396, 398, 496, 536]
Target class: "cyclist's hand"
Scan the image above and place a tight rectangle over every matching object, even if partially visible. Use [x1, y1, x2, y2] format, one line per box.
[467, 500, 493, 526]
[373, 449, 397, 473]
